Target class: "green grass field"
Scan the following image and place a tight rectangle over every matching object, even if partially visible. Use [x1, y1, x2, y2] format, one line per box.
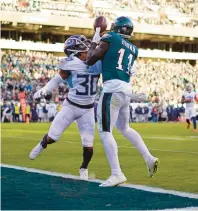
[1, 122, 198, 194]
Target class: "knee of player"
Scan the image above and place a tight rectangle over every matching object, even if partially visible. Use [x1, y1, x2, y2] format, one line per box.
[116, 124, 130, 133]
[81, 135, 94, 147]
[99, 131, 113, 142]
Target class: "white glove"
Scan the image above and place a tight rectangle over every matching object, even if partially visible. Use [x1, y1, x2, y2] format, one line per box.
[33, 87, 48, 99]
[131, 93, 147, 102]
[92, 27, 101, 44]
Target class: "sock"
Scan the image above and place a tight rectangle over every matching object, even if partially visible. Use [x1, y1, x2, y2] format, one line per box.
[192, 117, 197, 129]
[100, 132, 122, 176]
[120, 127, 154, 162]
[80, 147, 93, 169]
[40, 134, 55, 148]
[40, 134, 48, 148]
[186, 119, 190, 124]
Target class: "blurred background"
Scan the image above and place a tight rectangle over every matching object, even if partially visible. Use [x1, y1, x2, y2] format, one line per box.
[1, 0, 198, 123]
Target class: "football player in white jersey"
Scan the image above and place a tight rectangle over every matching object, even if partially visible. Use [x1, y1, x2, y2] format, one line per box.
[182, 84, 197, 132]
[29, 35, 101, 179]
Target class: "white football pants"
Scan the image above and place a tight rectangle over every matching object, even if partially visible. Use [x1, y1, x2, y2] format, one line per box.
[48, 100, 95, 147]
[97, 92, 153, 175]
[185, 107, 196, 119]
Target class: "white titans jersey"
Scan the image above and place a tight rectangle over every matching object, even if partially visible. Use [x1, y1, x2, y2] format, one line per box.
[183, 91, 196, 108]
[59, 56, 102, 106]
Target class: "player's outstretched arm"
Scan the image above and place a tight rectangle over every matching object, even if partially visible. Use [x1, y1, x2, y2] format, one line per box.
[33, 70, 69, 99]
[87, 41, 109, 65]
[86, 28, 109, 65]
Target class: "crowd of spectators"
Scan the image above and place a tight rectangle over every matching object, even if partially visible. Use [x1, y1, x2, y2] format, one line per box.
[1, 0, 197, 28]
[128, 103, 191, 123]
[0, 50, 68, 123]
[147, 0, 198, 16]
[1, 0, 77, 13]
[135, 16, 197, 28]
[1, 99, 63, 123]
[132, 58, 198, 105]
[2, 100, 195, 123]
[1, 50, 198, 123]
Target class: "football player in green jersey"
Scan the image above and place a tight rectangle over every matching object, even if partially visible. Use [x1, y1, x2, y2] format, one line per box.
[87, 16, 159, 187]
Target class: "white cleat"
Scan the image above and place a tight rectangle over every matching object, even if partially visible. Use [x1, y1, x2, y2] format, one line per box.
[146, 157, 159, 178]
[29, 143, 44, 160]
[99, 174, 127, 187]
[79, 168, 88, 180]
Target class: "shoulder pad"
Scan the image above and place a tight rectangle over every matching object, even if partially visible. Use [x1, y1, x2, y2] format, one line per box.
[101, 32, 114, 43]
[59, 56, 87, 72]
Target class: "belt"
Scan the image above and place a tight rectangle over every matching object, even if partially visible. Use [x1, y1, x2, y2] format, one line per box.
[66, 97, 94, 109]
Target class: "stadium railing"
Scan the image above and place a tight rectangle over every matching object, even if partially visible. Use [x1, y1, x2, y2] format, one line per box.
[1, 39, 198, 60]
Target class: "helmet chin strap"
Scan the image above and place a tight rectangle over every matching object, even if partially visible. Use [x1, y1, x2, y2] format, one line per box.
[68, 49, 88, 57]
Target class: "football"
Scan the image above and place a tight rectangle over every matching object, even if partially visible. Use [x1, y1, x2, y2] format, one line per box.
[94, 16, 108, 33]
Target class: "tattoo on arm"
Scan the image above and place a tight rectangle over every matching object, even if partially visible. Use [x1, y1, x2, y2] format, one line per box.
[86, 41, 109, 65]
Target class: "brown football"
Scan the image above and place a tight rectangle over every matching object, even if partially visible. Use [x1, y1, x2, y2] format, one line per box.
[94, 16, 108, 32]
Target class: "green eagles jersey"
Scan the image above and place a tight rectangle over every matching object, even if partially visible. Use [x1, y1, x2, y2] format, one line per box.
[101, 31, 138, 83]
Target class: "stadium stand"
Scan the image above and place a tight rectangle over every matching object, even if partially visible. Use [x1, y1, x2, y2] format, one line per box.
[1, 0, 198, 27]
[1, 0, 198, 123]
[1, 49, 197, 123]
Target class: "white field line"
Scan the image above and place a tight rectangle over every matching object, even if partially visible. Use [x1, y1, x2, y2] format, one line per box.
[157, 208, 198, 211]
[1, 163, 198, 201]
[144, 136, 198, 141]
[2, 135, 198, 155]
[2, 129, 198, 140]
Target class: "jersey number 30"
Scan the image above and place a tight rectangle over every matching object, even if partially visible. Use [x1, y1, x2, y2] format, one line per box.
[76, 75, 99, 96]
[116, 48, 133, 75]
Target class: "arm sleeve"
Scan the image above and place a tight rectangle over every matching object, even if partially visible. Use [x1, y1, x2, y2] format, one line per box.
[44, 73, 65, 93]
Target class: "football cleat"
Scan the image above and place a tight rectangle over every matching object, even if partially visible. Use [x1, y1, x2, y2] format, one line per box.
[79, 168, 88, 180]
[99, 173, 127, 187]
[29, 142, 44, 160]
[194, 129, 197, 133]
[146, 157, 159, 178]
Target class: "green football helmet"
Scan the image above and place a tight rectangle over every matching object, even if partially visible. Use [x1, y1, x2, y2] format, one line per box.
[111, 16, 133, 39]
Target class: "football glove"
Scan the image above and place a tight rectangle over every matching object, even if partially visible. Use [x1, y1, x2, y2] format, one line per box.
[33, 87, 48, 100]
[92, 27, 101, 44]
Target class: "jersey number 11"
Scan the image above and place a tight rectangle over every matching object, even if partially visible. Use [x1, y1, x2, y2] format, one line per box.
[116, 48, 133, 75]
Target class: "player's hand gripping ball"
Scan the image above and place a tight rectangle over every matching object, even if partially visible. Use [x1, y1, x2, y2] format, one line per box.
[94, 16, 108, 33]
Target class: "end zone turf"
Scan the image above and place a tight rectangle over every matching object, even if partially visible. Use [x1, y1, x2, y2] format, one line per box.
[1, 164, 198, 210]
